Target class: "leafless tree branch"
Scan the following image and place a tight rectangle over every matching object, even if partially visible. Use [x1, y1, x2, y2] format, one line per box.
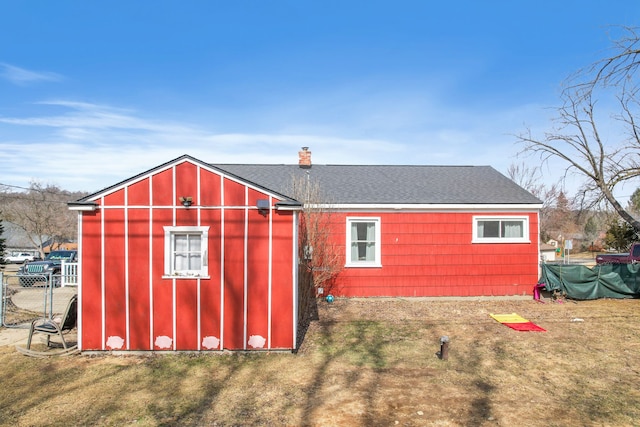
[517, 26, 640, 231]
[0, 182, 85, 256]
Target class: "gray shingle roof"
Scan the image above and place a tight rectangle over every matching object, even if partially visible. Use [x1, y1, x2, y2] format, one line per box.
[212, 164, 542, 205]
[0, 221, 39, 250]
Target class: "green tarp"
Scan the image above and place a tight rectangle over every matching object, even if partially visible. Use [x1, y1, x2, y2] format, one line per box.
[540, 263, 640, 300]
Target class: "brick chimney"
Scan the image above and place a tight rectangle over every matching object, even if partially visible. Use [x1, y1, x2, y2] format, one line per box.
[298, 147, 312, 168]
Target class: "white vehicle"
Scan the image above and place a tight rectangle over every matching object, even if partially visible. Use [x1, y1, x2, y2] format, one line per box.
[4, 252, 37, 264]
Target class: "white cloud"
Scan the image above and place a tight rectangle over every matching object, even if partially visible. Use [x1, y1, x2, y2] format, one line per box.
[0, 101, 411, 192]
[0, 63, 63, 86]
[0, 97, 565, 194]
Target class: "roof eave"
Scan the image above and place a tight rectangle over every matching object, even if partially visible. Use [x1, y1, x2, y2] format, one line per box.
[68, 201, 98, 211]
[275, 200, 303, 211]
[310, 203, 543, 210]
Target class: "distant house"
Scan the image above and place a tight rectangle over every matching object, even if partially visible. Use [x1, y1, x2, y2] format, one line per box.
[41, 239, 78, 254]
[69, 151, 541, 352]
[540, 243, 557, 262]
[0, 221, 39, 257]
[546, 238, 558, 247]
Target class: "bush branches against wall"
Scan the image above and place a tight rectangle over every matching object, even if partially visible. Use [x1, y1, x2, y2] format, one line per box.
[289, 173, 342, 291]
[289, 173, 342, 328]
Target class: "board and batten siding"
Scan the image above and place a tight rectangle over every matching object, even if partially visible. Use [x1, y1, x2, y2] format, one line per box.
[77, 160, 298, 352]
[329, 211, 539, 297]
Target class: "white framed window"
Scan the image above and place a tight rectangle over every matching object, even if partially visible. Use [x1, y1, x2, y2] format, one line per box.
[472, 216, 529, 243]
[163, 226, 209, 278]
[346, 217, 381, 267]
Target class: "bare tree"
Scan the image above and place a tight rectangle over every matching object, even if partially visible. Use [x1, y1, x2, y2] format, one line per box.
[580, 26, 640, 90]
[507, 162, 560, 241]
[288, 172, 342, 333]
[517, 26, 640, 231]
[0, 182, 85, 257]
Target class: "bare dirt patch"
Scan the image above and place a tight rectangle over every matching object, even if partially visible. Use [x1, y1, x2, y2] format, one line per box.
[1, 297, 640, 426]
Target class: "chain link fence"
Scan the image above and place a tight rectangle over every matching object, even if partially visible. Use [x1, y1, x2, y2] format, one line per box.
[1, 270, 78, 328]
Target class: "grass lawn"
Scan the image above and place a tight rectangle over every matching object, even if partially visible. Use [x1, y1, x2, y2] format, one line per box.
[1, 297, 640, 426]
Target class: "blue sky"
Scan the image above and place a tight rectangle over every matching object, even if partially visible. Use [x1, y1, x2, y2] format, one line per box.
[1, 1, 638, 193]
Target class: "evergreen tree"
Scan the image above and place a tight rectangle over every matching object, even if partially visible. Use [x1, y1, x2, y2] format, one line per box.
[629, 188, 640, 217]
[583, 216, 600, 250]
[604, 221, 637, 252]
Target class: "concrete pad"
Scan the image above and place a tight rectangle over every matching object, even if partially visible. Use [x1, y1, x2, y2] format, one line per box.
[0, 327, 29, 347]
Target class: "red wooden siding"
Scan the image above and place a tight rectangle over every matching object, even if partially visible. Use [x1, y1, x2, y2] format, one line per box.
[175, 163, 200, 350]
[103, 206, 127, 348]
[329, 211, 539, 297]
[200, 209, 222, 349]
[246, 205, 270, 349]
[199, 171, 221, 206]
[152, 169, 173, 206]
[127, 179, 152, 348]
[175, 162, 198, 206]
[80, 210, 102, 350]
[222, 208, 245, 350]
[270, 210, 295, 348]
[127, 207, 151, 350]
[128, 179, 149, 206]
[79, 160, 298, 352]
[175, 279, 198, 350]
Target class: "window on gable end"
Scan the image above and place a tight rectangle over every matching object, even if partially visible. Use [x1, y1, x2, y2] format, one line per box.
[163, 226, 209, 278]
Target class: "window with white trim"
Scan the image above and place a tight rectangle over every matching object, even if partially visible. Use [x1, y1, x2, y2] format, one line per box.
[472, 216, 529, 243]
[163, 226, 209, 277]
[346, 217, 381, 267]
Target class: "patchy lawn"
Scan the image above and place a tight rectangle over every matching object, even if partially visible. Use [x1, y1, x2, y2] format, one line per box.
[1, 297, 640, 426]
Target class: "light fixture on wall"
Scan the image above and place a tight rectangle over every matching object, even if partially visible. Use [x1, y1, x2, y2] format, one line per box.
[180, 196, 193, 207]
[257, 199, 270, 216]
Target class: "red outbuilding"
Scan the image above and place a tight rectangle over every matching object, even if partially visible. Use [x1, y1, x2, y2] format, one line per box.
[70, 150, 542, 352]
[69, 156, 301, 352]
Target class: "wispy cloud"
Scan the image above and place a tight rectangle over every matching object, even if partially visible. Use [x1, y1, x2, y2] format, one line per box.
[0, 97, 564, 193]
[0, 100, 184, 132]
[0, 63, 63, 86]
[0, 101, 410, 191]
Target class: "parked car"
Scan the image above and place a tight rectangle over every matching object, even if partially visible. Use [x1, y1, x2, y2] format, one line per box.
[18, 250, 78, 287]
[3, 252, 37, 264]
[595, 243, 640, 264]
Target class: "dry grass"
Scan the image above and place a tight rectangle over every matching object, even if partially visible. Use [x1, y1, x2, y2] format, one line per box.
[1, 297, 640, 426]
